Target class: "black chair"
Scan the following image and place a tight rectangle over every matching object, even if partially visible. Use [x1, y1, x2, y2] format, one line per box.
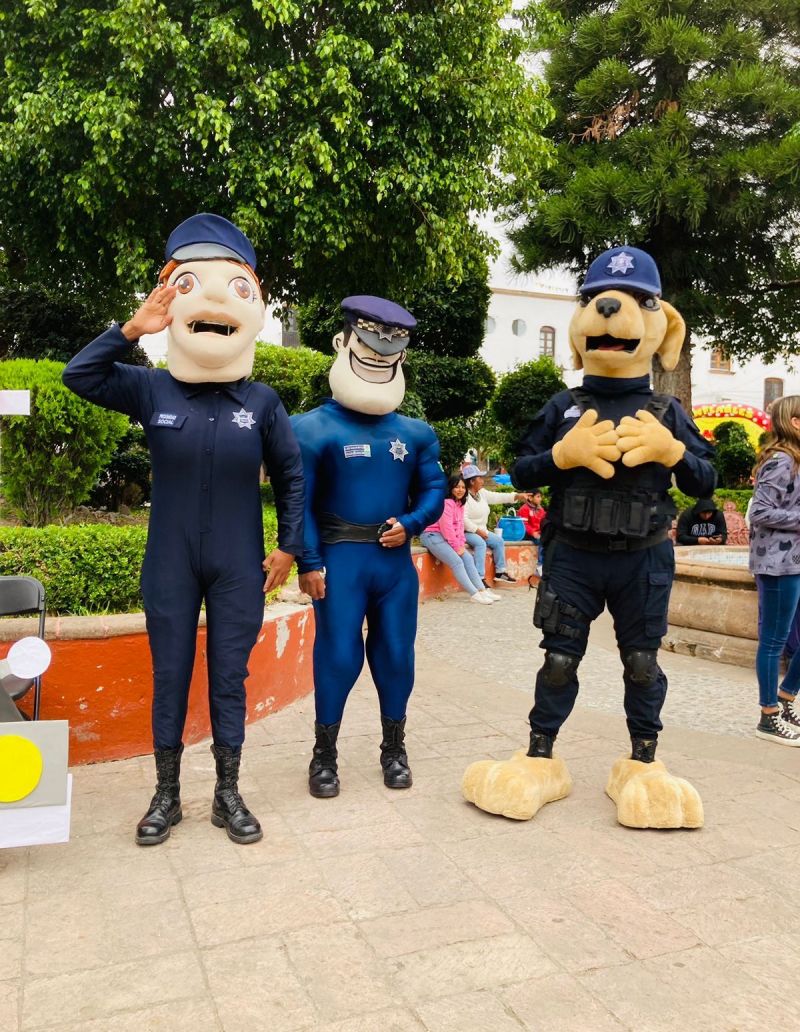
[0, 576, 46, 720]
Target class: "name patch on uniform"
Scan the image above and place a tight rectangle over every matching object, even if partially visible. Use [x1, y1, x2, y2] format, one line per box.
[150, 412, 187, 429]
[344, 444, 371, 458]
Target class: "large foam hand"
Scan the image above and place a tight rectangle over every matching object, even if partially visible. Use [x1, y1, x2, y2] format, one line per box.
[616, 410, 686, 468]
[551, 409, 621, 480]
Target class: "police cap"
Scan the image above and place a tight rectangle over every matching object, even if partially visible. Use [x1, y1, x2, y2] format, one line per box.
[580, 246, 661, 298]
[165, 213, 257, 269]
[341, 295, 416, 357]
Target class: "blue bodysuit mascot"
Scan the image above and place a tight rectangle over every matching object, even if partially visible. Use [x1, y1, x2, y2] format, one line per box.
[463, 247, 716, 829]
[291, 296, 445, 797]
[63, 214, 304, 846]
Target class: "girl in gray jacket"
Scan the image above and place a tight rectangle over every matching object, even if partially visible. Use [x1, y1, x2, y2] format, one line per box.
[750, 395, 800, 745]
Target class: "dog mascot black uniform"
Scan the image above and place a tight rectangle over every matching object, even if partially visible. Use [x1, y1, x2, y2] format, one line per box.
[463, 246, 715, 828]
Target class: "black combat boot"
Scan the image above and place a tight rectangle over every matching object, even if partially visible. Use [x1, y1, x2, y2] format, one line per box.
[631, 738, 657, 763]
[210, 745, 263, 844]
[135, 744, 183, 846]
[527, 730, 554, 758]
[309, 722, 341, 798]
[380, 715, 412, 789]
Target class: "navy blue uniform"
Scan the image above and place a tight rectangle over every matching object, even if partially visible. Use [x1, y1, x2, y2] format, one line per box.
[63, 325, 304, 749]
[291, 399, 445, 724]
[511, 374, 716, 740]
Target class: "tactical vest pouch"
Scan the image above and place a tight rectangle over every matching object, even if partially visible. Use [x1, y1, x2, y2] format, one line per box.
[562, 490, 592, 532]
[533, 581, 559, 633]
[624, 498, 651, 538]
[593, 496, 621, 536]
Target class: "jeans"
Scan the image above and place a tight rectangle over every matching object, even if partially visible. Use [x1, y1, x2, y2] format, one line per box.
[465, 531, 506, 578]
[420, 532, 485, 595]
[755, 573, 800, 707]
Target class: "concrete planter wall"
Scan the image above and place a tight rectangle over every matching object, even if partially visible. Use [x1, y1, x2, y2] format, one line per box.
[665, 546, 757, 667]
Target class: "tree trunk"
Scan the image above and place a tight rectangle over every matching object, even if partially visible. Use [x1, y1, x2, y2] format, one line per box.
[653, 326, 692, 410]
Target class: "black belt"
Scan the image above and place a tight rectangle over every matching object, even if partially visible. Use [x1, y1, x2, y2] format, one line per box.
[554, 527, 669, 553]
[320, 512, 383, 544]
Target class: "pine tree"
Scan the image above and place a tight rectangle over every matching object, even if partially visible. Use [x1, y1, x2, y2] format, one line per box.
[510, 0, 800, 406]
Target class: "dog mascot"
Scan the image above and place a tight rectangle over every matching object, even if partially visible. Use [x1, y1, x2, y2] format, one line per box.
[463, 246, 716, 829]
[63, 213, 304, 846]
[291, 296, 445, 798]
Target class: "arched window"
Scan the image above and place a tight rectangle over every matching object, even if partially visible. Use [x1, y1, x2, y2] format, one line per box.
[484, 317, 496, 335]
[512, 318, 527, 337]
[539, 326, 555, 357]
[764, 378, 784, 408]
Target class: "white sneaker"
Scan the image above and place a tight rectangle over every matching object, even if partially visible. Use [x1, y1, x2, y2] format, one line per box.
[470, 591, 493, 605]
[485, 590, 501, 601]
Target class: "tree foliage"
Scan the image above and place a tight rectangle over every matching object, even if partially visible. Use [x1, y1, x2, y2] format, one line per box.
[512, 0, 800, 403]
[405, 353, 496, 422]
[711, 419, 756, 488]
[251, 341, 332, 415]
[0, 0, 551, 318]
[491, 356, 567, 464]
[0, 359, 128, 525]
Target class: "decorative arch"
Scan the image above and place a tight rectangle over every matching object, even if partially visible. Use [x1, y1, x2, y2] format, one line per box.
[692, 403, 771, 449]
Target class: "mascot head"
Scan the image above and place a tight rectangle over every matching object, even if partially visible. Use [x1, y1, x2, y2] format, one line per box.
[160, 213, 264, 383]
[329, 295, 414, 415]
[569, 246, 686, 378]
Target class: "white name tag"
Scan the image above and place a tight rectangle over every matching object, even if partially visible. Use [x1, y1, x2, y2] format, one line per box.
[156, 413, 178, 426]
[344, 444, 371, 458]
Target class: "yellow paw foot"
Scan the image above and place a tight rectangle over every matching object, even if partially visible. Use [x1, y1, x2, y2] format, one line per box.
[462, 749, 572, 821]
[606, 757, 704, 829]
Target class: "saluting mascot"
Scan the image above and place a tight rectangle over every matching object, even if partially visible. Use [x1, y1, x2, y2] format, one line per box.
[463, 247, 715, 829]
[63, 214, 304, 846]
[292, 296, 445, 798]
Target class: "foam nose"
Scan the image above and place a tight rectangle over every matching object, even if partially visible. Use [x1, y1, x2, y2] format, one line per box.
[595, 297, 622, 318]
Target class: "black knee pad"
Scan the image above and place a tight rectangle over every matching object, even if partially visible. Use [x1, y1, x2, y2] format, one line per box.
[621, 649, 659, 688]
[541, 651, 580, 688]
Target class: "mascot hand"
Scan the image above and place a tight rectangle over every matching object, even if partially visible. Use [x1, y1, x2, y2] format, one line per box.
[616, 410, 686, 468]
[552, 409, 620, 480]
[121, 284, 178, 341]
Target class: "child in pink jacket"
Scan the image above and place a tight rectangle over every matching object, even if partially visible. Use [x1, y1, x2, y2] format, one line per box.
[421, 474, 497, 604]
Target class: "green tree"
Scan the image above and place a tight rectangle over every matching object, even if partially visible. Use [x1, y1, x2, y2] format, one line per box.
[0, 360, 128, 525]
[251, 341, 332, 415]
[511, 0, 800, 407]
[491, 356, 567, 465]
[405, 353, 496, 422]
[712, 420, 756, 488]
[0, 1, 551, 318]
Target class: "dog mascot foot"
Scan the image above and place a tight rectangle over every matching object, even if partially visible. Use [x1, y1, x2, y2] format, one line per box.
[462, 749, 572, 821]
[606, 757, 703, 829]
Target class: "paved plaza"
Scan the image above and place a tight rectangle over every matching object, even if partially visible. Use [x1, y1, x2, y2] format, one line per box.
[3, 588, 800, 1031]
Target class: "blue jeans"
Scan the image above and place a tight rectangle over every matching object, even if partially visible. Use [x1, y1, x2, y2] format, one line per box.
[465, 531, 506, 579]
[420, 532, 485, 595]
[755, 573, 800, 707]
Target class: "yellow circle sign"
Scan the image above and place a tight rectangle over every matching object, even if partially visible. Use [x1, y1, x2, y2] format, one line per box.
[0, 735, 44, 802]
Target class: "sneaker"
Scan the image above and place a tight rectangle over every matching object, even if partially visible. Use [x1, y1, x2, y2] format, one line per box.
[780, 695, 800, 728]
[756, 709, 800, 746]
[495, 571, 516, 583]
[470, 591, 493, 605]
[485, 590, 502, 601]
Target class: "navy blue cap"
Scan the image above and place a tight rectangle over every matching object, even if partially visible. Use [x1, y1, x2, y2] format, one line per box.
[580, 246, 661, 298]
[341, 295, 416, 356]
[165, 213, 257, 269]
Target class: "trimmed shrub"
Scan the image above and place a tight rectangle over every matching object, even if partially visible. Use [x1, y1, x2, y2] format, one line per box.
[405, 353, 495, 421]
[0, 359, 128, 525]
[711, 421, 756, 488]
[432, 418, 473, 475]
[251, 341, 332, 415]
[491, 358, 567, 465]
[0, 512, 280, 614]
[90, 424, 152, 510]
[670, 487, 752, 516]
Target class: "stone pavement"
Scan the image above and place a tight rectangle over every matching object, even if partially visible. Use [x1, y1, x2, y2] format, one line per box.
[3, 589, 800, 1032]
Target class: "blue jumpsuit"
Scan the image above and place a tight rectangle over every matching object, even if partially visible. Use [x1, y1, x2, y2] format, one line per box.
[511, 374, 716, 740]
[63, 326, 304, 749]
[291, 399, 445, 725]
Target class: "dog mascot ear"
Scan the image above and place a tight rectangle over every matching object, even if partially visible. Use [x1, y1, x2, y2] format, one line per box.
[656, 300, 686, 372]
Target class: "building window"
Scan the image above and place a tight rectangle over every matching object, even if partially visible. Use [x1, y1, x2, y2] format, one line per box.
[709, 346, 731, 372]
[281, 307, 300, 348]
[764, 378, 784, 408]
[539, 326, 555, 357]
[512, 318, 527, 337]
[484, 317, 496, 335]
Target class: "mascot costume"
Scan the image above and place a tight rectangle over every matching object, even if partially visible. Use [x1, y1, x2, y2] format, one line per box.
[63, 213, 304, 846]
[291, 296, 445, 798]
[463, 247, 716, 829]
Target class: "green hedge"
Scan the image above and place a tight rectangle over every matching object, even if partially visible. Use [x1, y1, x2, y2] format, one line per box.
[669, 487, 752, 515]
[0, 509, 280, 615]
